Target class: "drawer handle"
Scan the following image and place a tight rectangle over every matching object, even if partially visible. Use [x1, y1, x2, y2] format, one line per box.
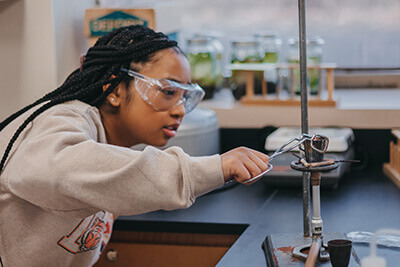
[106, 249, 118, 262]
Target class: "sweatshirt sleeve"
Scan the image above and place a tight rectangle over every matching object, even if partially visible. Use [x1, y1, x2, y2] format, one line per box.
[4, 105, 225, 217]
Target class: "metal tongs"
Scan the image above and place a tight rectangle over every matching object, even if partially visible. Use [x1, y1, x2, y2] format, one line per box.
[245, 134, 329, 184]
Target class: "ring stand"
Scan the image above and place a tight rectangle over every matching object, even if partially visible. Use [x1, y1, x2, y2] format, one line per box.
[259, 1, 360, 266]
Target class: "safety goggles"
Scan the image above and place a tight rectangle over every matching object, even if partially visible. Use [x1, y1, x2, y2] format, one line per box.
[120, 68, 205, 113]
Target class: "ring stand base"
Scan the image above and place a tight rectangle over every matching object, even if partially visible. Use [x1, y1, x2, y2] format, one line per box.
[261, 232, 360, 266]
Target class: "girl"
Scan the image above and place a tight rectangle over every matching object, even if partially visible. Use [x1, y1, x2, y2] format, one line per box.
[0, 25, 269, 266]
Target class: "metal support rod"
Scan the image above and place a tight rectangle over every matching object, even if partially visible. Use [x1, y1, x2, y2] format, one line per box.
[312, 185, 321, 219]
[298, 0, 311, 237]
[311, 172, 323, 243]
[302, 172, 311, 237]
[311, 183, 323, 238]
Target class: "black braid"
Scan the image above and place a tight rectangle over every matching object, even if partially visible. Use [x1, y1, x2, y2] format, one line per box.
[0, 25, 179, 173]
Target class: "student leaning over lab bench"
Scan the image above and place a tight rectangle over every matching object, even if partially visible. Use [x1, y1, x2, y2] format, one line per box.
[0, 25, 269, 266]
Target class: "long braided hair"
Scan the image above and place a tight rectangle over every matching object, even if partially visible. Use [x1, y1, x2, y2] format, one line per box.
[0, 25, 179, 173]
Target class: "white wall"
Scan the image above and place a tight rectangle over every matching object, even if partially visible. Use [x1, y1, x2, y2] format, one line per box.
[0, 0, 95, 120]
[20, 0, 58, 106]
[1, 0, 398, 121]
[0, 0, 26, 119]
[52, 0, 96, 84]
[177, 0, 400, 68]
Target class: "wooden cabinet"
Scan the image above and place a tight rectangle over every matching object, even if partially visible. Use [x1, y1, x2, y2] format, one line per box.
[383, 129, 400, 188]
[95, 231, 239, 267]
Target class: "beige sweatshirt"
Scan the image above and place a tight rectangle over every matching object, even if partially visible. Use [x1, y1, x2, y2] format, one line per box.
[0, 100, 224, 266]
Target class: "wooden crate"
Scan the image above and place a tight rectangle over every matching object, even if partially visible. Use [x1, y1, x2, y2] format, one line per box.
[383, 129, 400, 188]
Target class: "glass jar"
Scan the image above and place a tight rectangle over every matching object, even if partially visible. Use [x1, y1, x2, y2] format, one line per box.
[231, 40, 262, 63]
[307, 37, 325, 94]
[255, 32, 282, 94]
[186, 36, 219, 99]
[308, 36, 324, 64]
[255, 32, 282, 63]
[191, 33, 225, 87]
[230, 40, 263, 99]
[287, 37, 324, 95]
[287, 38, 301, 64]
[207, 34, 224, 90]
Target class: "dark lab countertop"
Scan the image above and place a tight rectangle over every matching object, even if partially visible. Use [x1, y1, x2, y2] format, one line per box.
[216, 169, 400, 266]
[116, 180, 272, 234]
[116, 166, 400, 266]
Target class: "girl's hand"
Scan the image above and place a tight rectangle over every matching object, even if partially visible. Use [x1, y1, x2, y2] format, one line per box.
[221, 147, 270, 184]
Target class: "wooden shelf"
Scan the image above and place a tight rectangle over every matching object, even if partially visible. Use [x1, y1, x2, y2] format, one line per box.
[241, 95, 337, 107]
[230, 63, 337, 107]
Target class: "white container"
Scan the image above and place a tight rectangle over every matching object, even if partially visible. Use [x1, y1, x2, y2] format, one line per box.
[265, 127, 355, 153]
[132, 107, 220, 156]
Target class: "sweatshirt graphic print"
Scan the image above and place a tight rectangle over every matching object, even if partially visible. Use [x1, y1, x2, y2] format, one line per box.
[58, 211, 113, 255]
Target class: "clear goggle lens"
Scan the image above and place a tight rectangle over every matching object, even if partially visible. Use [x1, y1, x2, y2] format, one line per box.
[120, 68, 205, 113]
